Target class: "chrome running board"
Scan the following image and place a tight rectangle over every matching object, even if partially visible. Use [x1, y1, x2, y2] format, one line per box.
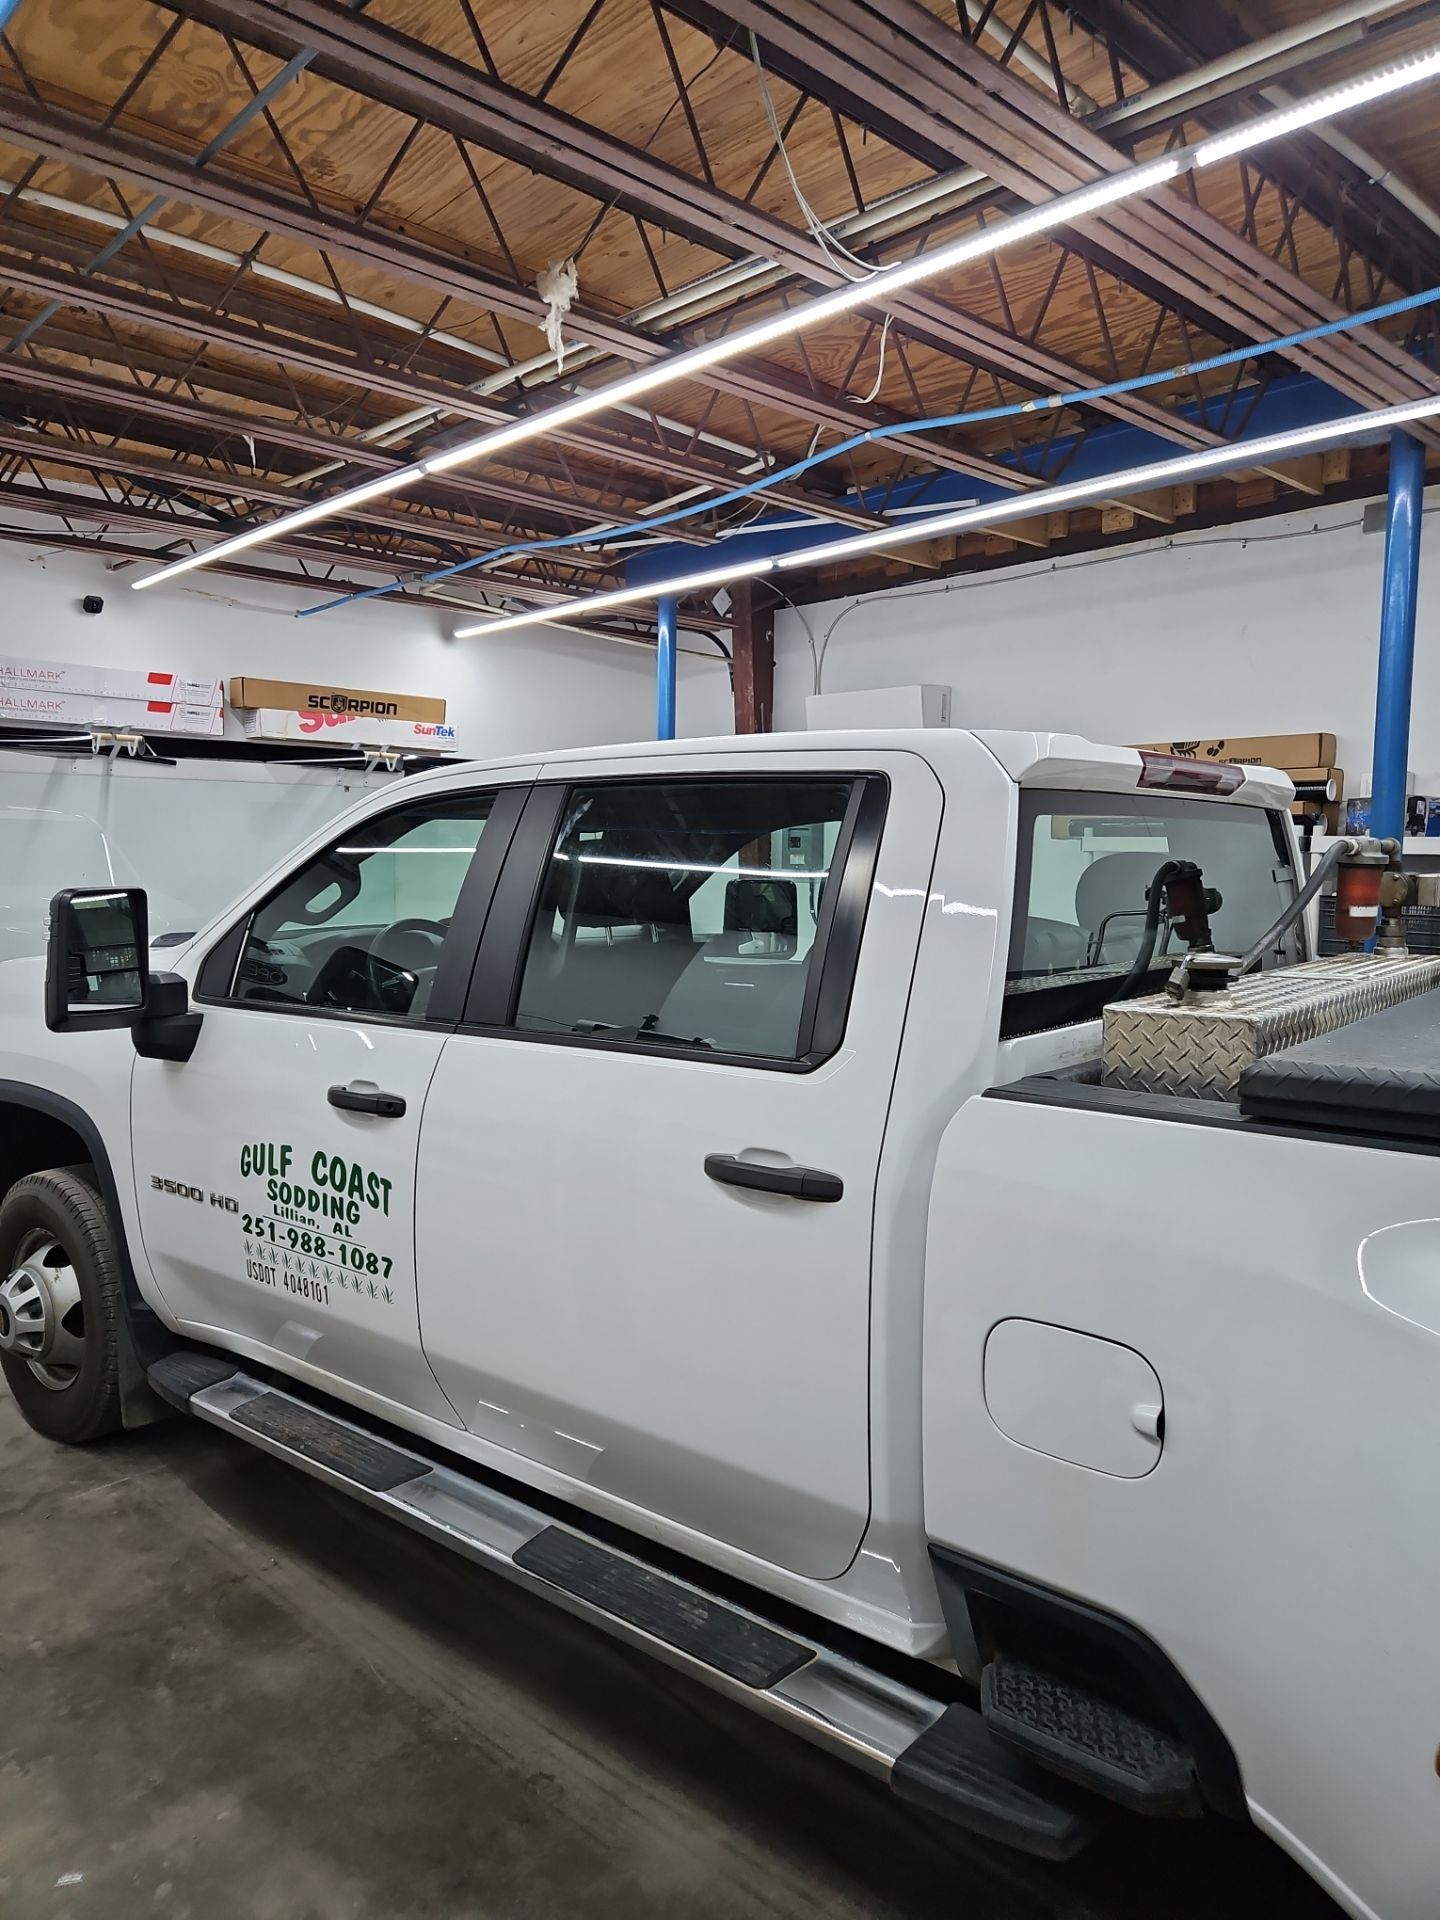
[150, 1354, 1088, 1860]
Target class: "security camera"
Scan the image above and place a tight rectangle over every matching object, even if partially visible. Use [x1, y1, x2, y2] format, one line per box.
[81, 595, 104, 615]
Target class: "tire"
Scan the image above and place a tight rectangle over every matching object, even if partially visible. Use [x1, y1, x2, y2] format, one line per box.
[0, 1168, 127, 1443]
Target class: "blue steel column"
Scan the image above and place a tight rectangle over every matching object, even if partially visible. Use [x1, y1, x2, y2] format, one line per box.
[655, 594, 678, 740]
[1370, 430, 1426, 844]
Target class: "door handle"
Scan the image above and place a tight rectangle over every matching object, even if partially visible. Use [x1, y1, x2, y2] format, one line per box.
[328, 1083, 407, 1119]
[704, 1154, 843, 1203]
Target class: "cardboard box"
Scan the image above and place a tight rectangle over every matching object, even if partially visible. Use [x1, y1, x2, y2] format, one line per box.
[229, 677, 446, 725]
[236, 707, 461, 753]
[1134, 733, 1336, 770]
[0, 655, 222, 708]
[0, 688, 223, 735]
[1290, 798, 1343, 835]
[1281, 768, 1343, 836]
[1287, 765, 1343, 798]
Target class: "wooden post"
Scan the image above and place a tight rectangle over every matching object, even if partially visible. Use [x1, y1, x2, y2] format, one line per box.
[731, 578, 776, 734]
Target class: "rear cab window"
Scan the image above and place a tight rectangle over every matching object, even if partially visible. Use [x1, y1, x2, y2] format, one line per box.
[1004, 791, 1301, 1037]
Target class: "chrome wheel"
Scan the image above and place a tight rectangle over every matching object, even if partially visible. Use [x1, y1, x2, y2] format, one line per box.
[0, 1231, 86, 1391]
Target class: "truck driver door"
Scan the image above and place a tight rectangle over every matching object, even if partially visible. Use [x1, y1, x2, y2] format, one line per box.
[131, 780, 526, 1426]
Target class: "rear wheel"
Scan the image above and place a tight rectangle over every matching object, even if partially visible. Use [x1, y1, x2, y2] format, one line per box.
[0, 1169, 126, 1443]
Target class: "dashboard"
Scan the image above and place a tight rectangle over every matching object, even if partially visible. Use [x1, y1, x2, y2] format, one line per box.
[236, 919, 448, 1017]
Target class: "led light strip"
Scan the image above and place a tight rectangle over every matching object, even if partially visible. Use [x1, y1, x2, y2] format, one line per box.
[451, 393, 1440, 637]
[131, 44, 1440, 593]
[556, 852, 831, 878]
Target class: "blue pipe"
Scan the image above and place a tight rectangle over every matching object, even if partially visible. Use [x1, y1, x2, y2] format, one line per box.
[655, 596, 678, 741]
[1370, 430, 1426, 844]
[297, 282, 1440, 620]
[0, 1, 26, 28]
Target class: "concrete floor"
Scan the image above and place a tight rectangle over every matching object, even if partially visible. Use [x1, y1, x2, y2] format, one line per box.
[0, 1382, 1341, 1920]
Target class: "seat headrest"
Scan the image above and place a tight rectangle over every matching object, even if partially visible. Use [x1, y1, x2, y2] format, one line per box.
[1073, 850, 1170, 933]
[725, 876, 798, 937]
[568, 855, 686, 929]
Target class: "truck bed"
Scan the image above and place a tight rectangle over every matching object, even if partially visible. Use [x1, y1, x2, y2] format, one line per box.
[994, 990, 1440, 1152]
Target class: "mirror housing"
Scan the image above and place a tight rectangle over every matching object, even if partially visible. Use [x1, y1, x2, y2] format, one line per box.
[133, 974, 204, 1063]
[46, 887, 150, 1031]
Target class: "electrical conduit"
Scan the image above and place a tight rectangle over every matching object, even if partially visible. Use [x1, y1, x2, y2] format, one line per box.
[297, 283, 1440, 620]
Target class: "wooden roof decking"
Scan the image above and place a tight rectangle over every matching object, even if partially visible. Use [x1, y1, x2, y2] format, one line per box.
[0, 0, 1433, 632]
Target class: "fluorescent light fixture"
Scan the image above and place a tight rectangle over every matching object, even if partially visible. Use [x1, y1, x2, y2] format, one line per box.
[426, 168, 1181, 484]
[1194, 45, 1440, 167]
[453, 393, 1440, 637]
[135, 160, 1178, 595]
[453, 557, 773, 638]
[556, 852, 830, 879]
[125, 464, 428, 585]
[771, 393, 1440, 570]
[130, 46, 1440, 594]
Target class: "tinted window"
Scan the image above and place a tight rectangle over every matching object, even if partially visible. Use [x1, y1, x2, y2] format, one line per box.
[515, 779, 854, 1059]
[1004, 792, 1299, 1036]
[233, 792, 493, 1019]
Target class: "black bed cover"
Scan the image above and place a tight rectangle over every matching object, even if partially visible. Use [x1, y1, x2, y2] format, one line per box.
[1238, 990, 1440, 1140]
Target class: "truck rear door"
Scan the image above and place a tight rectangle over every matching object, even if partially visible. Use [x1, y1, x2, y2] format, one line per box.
[415, 748, 941, 1579]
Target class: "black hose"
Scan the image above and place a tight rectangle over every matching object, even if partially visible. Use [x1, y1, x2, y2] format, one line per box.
[1113, 859, 1183, 1003]
[1234, 836, 1359, 976]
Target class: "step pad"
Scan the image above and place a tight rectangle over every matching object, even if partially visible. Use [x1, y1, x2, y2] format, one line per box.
[981, 1657, 1199, 1816]
[513, 1526, 811, 1689]
[892, 1704, 1090, 1861]
[147, 1349, 242, 1408]
[231, 1390, 428, 1494]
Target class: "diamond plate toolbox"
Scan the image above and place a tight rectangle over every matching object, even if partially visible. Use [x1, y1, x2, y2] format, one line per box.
[1102, 953, 1440, 1099]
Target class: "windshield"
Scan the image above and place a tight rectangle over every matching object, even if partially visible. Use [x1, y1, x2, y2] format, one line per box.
[1004, 792, 1301, 1037]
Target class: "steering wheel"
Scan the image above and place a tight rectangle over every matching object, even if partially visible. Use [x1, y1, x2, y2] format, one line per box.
[374, 916, 448, 952]
[364, 918, 449, 1013]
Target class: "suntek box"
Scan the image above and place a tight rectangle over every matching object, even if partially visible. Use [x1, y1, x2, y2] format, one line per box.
[0, 655, 222, 708]
[1134, 733, 1337, 770]
[236, 707, 461, 752]
[230, 677, 446, 725]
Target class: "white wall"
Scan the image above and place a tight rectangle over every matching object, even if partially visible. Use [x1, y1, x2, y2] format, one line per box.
[0, 539, 735, 958]
[0, 755, 405, 957]
[1, 541, 733, 754]
[777, 495, 1440, 790]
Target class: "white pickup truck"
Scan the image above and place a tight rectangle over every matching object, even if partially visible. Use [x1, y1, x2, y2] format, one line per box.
[1, 729, 1436, 1920]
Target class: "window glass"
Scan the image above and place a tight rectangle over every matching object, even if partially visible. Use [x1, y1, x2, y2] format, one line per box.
[234, 792, 493, 1019]
[1004, 792, 1299, 1036]
[515, 779, 854, 1060]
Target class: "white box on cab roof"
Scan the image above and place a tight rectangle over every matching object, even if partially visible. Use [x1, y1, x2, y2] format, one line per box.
[806, 685, 951, 729]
